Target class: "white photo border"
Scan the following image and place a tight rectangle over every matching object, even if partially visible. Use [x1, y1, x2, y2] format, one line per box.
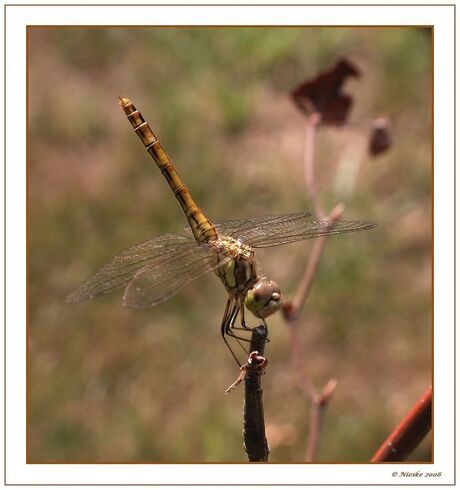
[4, 3, 455, 486]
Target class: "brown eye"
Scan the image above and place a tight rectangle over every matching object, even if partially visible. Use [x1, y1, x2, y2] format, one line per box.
[245, 280, 283, 318]
[269, 280, 281, 295]
[253, 283, 271, 303]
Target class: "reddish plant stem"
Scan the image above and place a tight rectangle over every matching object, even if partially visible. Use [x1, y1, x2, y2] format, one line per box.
[286, 317, 316, 400]
[304, 113, 324, 220]
[288, 203, 344, 319]
[318, 118, 376, 128]
[306, 398, 323, 462]
[371, 386, 432, 462]
[288, 112, 344, 319]
[305, 379, 337, 461]
[282, 113, 344, 462]
[286, 316, 337, 462]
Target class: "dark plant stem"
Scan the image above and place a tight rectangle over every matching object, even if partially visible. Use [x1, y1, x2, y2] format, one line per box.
[371, 386, 432, 462]
[243, 325, 270, 462]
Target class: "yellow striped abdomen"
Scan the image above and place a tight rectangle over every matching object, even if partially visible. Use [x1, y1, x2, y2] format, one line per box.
[119, 96, 218, 244]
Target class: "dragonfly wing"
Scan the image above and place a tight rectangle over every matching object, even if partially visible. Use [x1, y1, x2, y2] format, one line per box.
[237, 215, 376, 248]
[123, 243, 230, 308]
[66, 234, 210, 304]
[214, 212, 313, 240]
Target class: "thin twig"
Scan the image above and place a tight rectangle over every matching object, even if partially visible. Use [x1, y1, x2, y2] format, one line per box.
[318, 118, 376, 128]
[287, 203, 344, 319]
[284, 316, 338, 462]
[285, 316, 317, 399]
[304, 112, 324, 220]
[281, 112, 343, 462]
[243, 326, 270, 462]
[305, 379, 337, 461]
[371, 386, 432, 462]
[285, 111, 345, 319]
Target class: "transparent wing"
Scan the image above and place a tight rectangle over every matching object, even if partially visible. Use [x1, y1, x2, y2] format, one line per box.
[214, 212, 313, 241]
[66, 234, 224, 305]
[232, 214, 376, 248]
[122, 241, 231, 309]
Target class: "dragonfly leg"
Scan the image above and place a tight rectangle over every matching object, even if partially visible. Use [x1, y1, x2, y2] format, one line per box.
[221, 305, 270, 368]
[225, 302, 252, 343]
[230, 314, 271, 343]
[221, 298, 245, 367]
[262, 318, 270, 343]
[228, 301, 251, 331]
[240, 305, 249, 328]
[225, 328, 252, 344]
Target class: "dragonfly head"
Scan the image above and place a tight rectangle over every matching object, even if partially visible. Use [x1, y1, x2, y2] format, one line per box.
[244, 280, 282, 319]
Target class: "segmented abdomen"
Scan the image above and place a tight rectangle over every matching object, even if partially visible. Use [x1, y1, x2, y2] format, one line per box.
[119, 96, 218, 244]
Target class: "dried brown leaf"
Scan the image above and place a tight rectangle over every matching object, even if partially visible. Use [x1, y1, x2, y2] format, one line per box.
[291, 57, 361, 125]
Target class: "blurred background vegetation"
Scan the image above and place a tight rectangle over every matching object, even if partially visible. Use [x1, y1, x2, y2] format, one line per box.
[28, 27, 432, 462]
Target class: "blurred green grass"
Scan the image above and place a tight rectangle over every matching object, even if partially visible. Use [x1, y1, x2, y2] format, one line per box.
[28, 27, 432, 462]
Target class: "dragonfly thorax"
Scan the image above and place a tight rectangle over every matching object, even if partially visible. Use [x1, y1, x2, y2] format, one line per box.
[210, 236, 253, 259]
[210, 236, 283, 319]
[211, 236, 257, 295]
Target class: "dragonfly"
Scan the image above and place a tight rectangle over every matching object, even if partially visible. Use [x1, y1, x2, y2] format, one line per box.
[66, 96, 376, 365]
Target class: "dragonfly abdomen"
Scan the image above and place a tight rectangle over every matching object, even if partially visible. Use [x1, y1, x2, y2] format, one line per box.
[119, 96, 218, 244]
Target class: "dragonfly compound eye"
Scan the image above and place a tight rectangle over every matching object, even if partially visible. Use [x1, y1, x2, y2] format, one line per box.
[245, 280, 283, 319]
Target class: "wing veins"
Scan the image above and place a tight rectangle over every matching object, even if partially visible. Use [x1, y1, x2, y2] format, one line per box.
[249, 220, 376, 248]
[215, 212, 313, 238]
[66, 234, 205, 303]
